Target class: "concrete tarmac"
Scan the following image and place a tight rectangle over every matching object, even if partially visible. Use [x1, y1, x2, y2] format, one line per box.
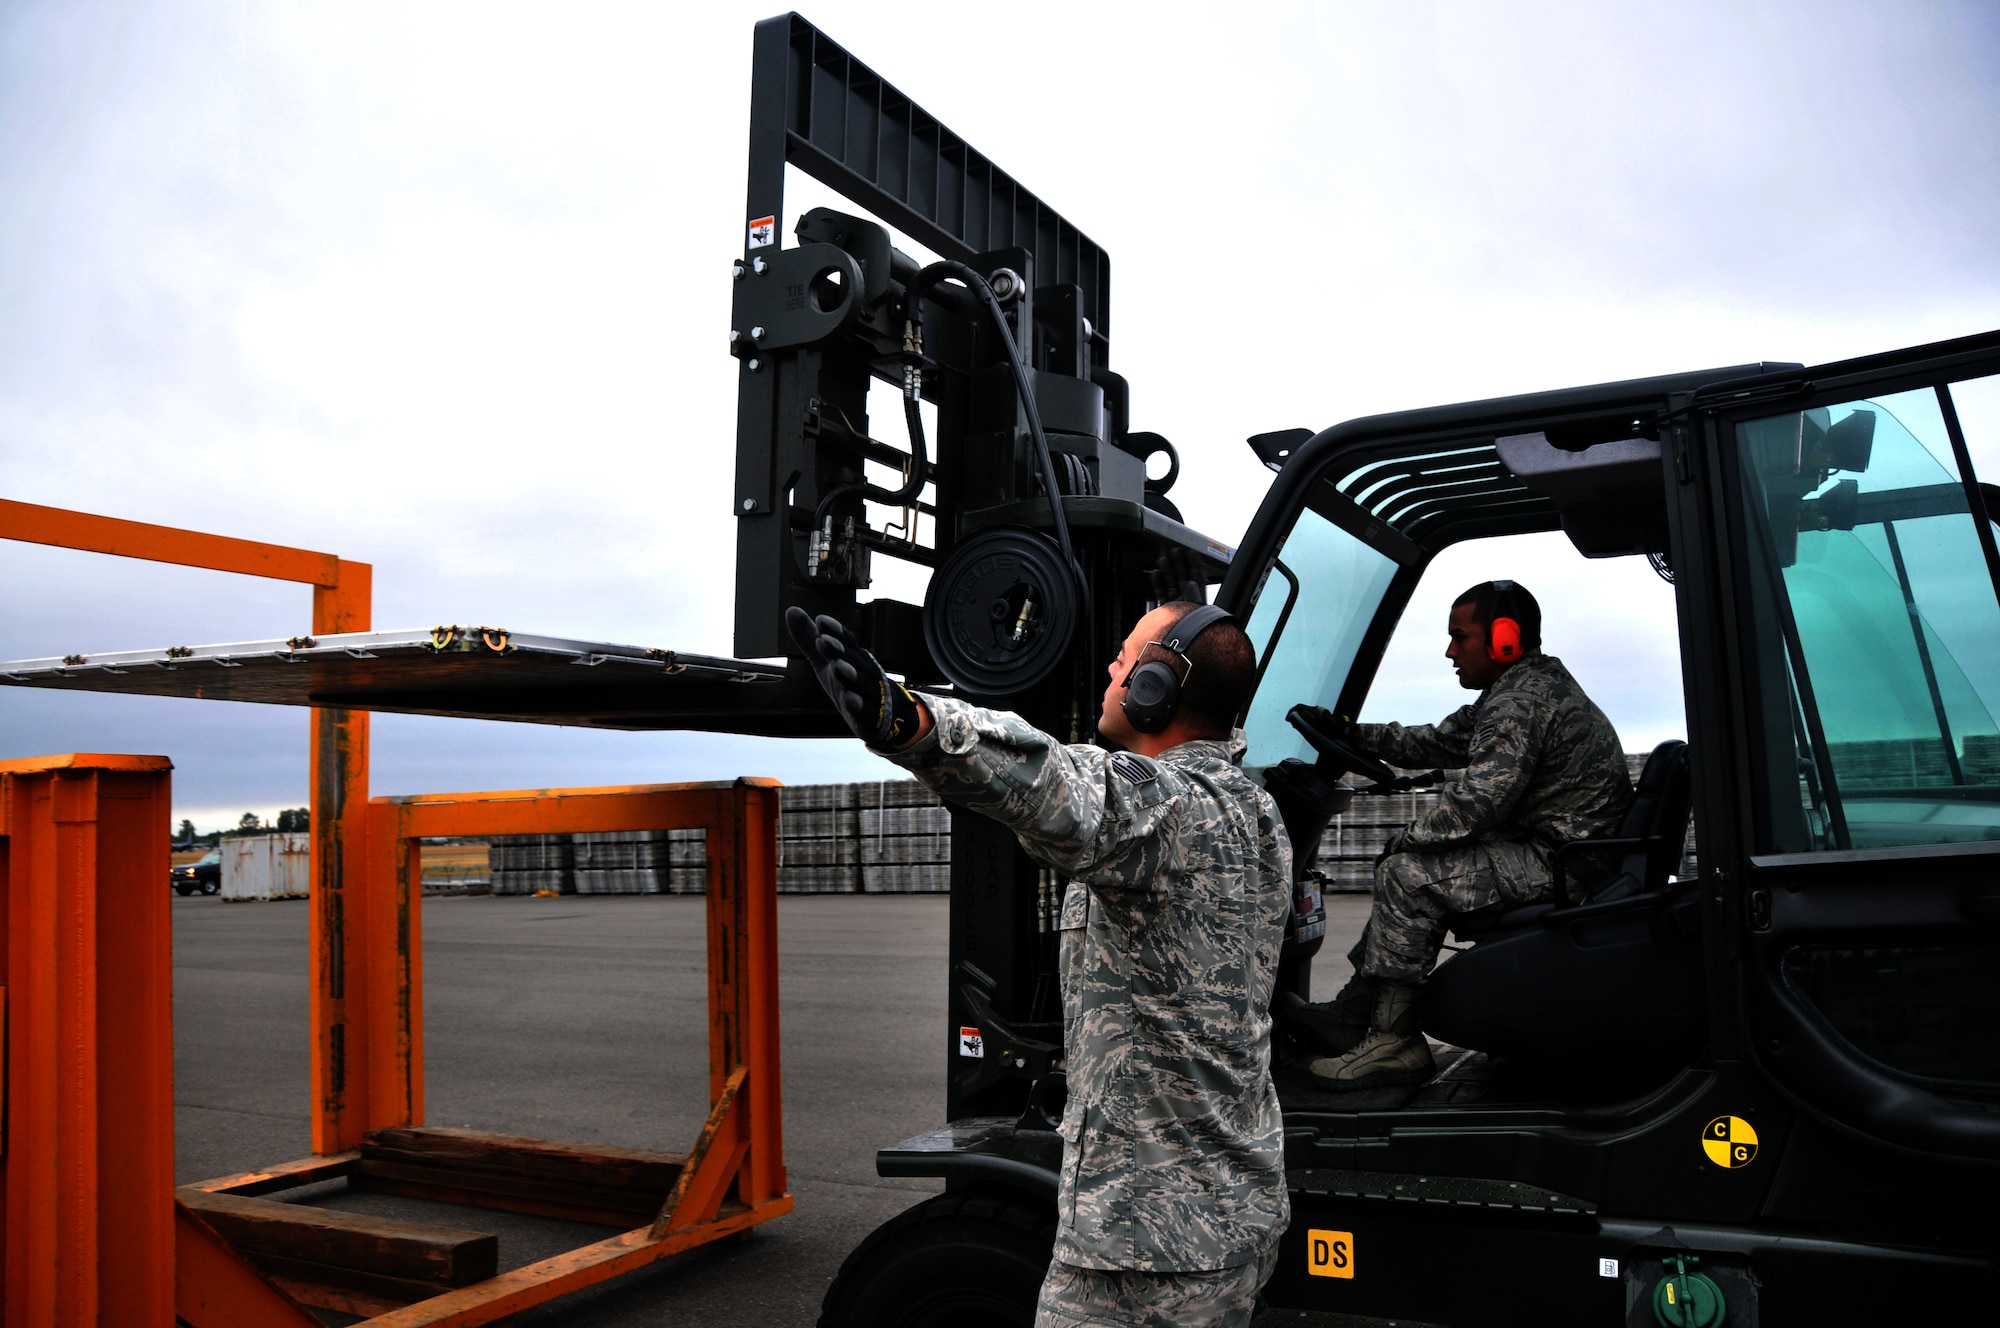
[174, 890, 1373, 1325]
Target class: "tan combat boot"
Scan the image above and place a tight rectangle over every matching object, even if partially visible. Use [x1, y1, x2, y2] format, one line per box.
[1305, 980, 1434, 1091]
[1272, 975, 1379, 1057]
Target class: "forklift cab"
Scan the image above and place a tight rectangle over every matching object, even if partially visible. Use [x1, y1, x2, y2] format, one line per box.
[1218, 330, 2000, 1320]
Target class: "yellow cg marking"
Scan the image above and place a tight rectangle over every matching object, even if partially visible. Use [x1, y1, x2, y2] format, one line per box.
[1702, 1115, 1759, 1168]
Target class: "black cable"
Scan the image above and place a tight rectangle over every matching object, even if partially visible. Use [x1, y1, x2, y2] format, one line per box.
[906, 260, 1080, 579]
[812, 379, 931, 541]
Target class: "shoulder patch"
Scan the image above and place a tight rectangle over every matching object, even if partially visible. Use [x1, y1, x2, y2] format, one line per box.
[1109, 751, 1158, 784]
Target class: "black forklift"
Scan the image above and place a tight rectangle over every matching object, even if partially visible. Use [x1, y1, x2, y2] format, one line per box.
[7, 14, 1994, 1325]
[720, 16, 2000, 1327]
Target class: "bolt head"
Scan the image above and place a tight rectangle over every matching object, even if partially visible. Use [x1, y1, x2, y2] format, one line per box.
[752, 257, 768, 274]
[750, 325, 765, 340]
[732, 261, 746, 280]
[746, 357, 761, 372]
[742, 498, 756, 512]
[729, 329, 742, 344]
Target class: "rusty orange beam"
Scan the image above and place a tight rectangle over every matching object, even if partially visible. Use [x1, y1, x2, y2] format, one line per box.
[1, 754, 177, 1326]
[335, 777, 788, 1324]
[0, 498, 380, 1156]
[0, 496, 343, 586]
[378, 779, 776, 839]
[175, 1200, 323, 1328]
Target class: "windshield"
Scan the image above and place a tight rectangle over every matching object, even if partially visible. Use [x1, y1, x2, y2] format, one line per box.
[1736, 385, 2000, 851]
[200, 850, 221, 865]
[1240, 502, 1400, 775]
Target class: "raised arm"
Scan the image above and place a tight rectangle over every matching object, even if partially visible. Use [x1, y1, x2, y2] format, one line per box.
[1397, 689, 1542, 849]
[888, 696, 1182, 896]
[1351, 702, 1479, 771]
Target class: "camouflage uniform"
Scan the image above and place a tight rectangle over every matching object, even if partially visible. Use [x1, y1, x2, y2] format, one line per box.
[1035, 1237, 1282, 1327]
[1348, 652, 1632, 982]
[886, 694, 1293, 1300]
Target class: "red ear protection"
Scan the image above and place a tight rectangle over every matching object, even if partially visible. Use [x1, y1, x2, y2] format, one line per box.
[1487, 580, 1524, 664]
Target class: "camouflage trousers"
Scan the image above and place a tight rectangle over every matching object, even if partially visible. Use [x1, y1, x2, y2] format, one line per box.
[1033, 1240, 1281, 1328]
[1351, 838, 1550, 983]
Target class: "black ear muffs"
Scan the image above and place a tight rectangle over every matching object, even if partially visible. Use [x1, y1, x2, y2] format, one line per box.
[1121, 604, 1235, 734]
[1487, 579, 1524, 664]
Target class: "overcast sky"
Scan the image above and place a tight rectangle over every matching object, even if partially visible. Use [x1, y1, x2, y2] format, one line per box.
[3, 1, 1997, 829]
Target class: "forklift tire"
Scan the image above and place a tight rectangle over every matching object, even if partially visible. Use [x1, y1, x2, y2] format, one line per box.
[817, 1187, 1056, 1328]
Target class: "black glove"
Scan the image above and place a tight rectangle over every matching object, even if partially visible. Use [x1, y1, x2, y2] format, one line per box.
[1301, 704, 1357, 741]
[786, 607, 926, 749]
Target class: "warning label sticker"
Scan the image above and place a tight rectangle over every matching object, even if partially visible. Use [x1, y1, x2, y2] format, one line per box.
[1305, 1229, 1353, 1279]
[958, 1026, 984, 1058]
[1701, 1115, 1759, 1169]
[747, 215, 776, 249]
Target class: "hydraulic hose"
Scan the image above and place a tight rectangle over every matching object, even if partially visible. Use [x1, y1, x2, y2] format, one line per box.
[905, 260, 1080, 580]
[812, 371, 932, 541]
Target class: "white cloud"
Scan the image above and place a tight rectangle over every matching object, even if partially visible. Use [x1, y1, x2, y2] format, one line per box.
[2, 0, 1996, 817]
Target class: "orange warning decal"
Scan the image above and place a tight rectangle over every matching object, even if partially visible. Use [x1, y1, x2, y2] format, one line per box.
[1306, 1229, 1354, 1279]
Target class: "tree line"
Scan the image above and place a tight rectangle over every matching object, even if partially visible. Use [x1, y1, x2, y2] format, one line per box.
[174, 808, 309, 847]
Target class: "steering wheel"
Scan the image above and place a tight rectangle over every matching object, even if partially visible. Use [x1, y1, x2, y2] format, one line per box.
[1286, 704, 1402, 789]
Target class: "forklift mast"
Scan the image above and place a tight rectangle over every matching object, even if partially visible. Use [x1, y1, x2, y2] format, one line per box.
[729, 13, 1234, 1121]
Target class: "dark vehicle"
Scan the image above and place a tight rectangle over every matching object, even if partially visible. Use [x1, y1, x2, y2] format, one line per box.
[173, 849, 222, 896]
[710, 17, 1998, 1326]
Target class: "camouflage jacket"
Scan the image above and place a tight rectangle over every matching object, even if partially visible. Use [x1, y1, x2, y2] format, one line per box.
[887, 694, 1292, 1272]
[1352, 652, 1632, 855]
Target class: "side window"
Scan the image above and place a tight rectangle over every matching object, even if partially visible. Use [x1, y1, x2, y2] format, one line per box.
[1735, 384, 2000, 853]
[1240, 504, 1399, 776]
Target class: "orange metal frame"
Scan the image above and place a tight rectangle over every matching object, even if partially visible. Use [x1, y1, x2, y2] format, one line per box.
[1, 502, 793, 1322]
[0, 497, 380, 1153]
[1, 754, 179, 1326]
[358, 779, 789, 1324]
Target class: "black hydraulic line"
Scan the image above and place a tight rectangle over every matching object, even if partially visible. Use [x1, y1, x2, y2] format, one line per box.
[1881, 519, 1966, 785]
[812, 374, 932, 541]
[906, 260, 1080, 581]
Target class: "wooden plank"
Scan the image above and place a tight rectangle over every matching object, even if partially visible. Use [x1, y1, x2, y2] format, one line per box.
[361, 1127, 686, 1193]
[174, 1200, 324, 1328]
[360, 1194, 794, 1328]
[353, 1162, 668, 1228]
[176, 1186, 498, 1286]
[186, 1151, 360, 1196]
[354, 1126, 686, 1223]
[266, 1273, 412, 1318]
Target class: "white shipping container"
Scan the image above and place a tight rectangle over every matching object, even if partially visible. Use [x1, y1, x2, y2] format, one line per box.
[221, 832, 312, 901]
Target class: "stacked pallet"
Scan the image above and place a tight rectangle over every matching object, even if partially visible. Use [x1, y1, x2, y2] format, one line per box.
[573, 831, 667, 895]
[777, 784, 859, 893]
[665, 828, 708, 894]
[1308, 789, 1436, 892]
[860, 780, 951, 893]
[488, 836, 574, 895]
[1964, 735, 2000, 783]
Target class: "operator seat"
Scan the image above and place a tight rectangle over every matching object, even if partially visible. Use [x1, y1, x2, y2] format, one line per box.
[1418, 741, 1704, 1072]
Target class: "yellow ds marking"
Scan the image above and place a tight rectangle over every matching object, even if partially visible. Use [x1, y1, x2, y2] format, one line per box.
[1702, 1115, 1759, 1168]
[1306, 1229, 1354, 1279]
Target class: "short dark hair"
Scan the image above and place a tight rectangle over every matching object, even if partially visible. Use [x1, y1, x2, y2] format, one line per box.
[1151, 601, 1257, 737]
[1453, 581, 1542, 652]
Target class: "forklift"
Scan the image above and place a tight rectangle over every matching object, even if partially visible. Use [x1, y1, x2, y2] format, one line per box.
[717, 16, 2000, 1327]
[6, 14, 1994, 1325]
